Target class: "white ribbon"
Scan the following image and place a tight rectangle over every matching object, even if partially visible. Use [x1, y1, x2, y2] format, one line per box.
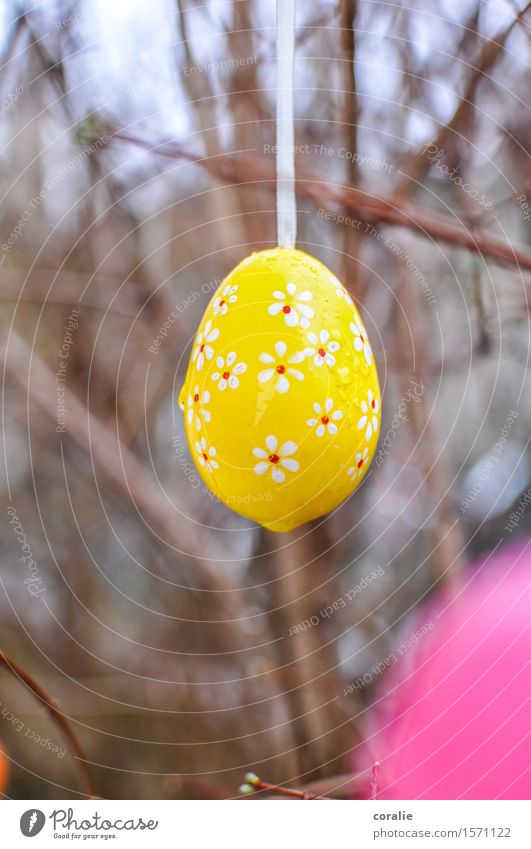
[276, 0, 297, 249]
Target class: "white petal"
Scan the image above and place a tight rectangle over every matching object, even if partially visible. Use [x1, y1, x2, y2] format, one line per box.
[204, 346, 214, 360]
[328, 423, 338, 435]
[354, 337, 363, 352]
[320, 330, 329, 343]
[253, 447, 267, 459]
[358, 416, 367, 429]
[289, 351, 305, 364]
[332, 410, 343, 420]
[279, 440, 297, 457]
[316, 424, 325, 437]
[313, 402, 321, 414]
[218, 379, 227, 391]
[324, 353, 336, 366]
[258, 368, 274, 383]
[196, 352, 204, 370]
[297, 290, 312, 302]
[277, 374, 290, 393]
[271, 466, 285, 483]
[364, 345, 372, 365]
[206, 328, 219, 343]
[275, 340, 287, 358]
[200, 437, 207, 450]
[286, 282, 296, 296]
[259, 352, 275, 364]
[361, 401, 368, 413]
[366, 423, 373, 440]
[232, 362, 247, 375]
[216, 355, 224, 368]
[211, 372, 220, 381]
[328, 341, 340, 353]
[307, 418, 318, 426]
[228, 375, 239, 389]
[226, 351, 236, 366]
[287, 369, 304, 381]
[298, 304, 314, 319]
[265, 434, 278, 452]
[254, 462, 269, 475]
[325, 398, 333, 412]
[272, 290, 286, 300]
[268, 302, 283, 315]
[284, 310, 298, 327]
[314, 355, 323, 367]
[280, 458, 299, 472]
[202, 391, 210, 403]
[307, 332, 318, 345]
[300, 317, 311, 329]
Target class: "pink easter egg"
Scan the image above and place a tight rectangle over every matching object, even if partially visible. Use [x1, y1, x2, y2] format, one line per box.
[354, 538, 531, 799]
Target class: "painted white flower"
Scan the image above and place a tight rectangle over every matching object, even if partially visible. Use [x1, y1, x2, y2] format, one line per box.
[195, 437, 219, 473]
[213, 284, 238, 316]
[267, 282, 314, 328]
[306, 330, 340, 367]
[253, 435, 300, 484]
[357, 389, 380, 441]
[347, 447, 369, 480]
[350, 316, 372, 365]
[211, 352, 247, 390]
[186, 385, 211, 432]
[306, 398, 343, 437]
[258, 340, 306, 393]
[192, 320, 219, 371]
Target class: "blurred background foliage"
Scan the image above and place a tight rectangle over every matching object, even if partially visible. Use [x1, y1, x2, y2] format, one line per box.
[0, 0, 530, 799]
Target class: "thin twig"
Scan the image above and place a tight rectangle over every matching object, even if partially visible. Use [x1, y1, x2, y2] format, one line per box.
[240, 772, 325, 799]
[397, 1, 531, 192]
[108, 131, 531, 274]
[0, 650, 95, 797]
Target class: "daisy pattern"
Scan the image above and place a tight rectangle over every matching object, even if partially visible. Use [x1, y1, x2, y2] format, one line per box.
[186, 385, 211, 432]
[347, 447, 369, 480]
[306, 330, 340, 367]
[350, 316, 373, 365]
[192, 320, 219, 372]
[211, 352, 247, 390]
[306, 398, 344, 437]
[258, 340, 306, 394]
[195, 436, 219, 473]
[253, 435, 300, 484]
[267, 282, 314, 329]
[357, 389, 380, 441]
[213, 284, 238, 316]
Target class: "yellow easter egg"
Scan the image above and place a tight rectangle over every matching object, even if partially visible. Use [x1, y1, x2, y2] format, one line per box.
[180, 248, 381, 532]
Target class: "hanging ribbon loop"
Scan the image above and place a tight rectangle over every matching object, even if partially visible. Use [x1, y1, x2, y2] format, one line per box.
[276, 0, 297, 249]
